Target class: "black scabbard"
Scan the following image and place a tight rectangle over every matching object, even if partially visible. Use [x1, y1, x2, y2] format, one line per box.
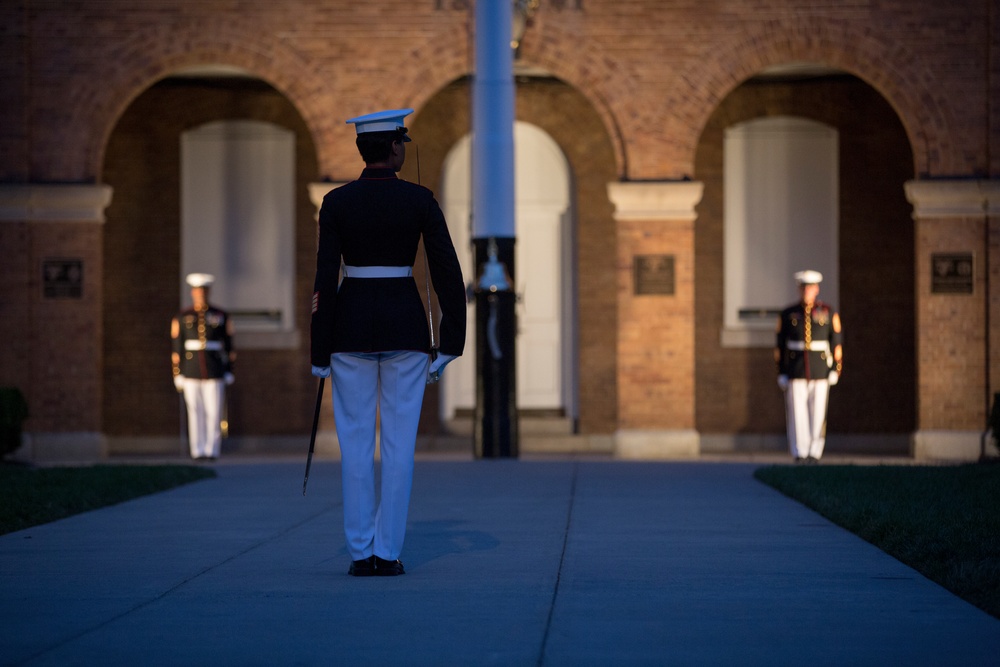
[303, 376, 325, 496]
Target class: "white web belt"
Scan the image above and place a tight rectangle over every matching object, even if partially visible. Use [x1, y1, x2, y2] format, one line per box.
[185, 340, 224, 351]
[786, 340, 831, 352]
[343, 265, 413, 279]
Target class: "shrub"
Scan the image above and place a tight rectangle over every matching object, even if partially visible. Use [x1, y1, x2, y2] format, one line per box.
[0, 387, 29, 459]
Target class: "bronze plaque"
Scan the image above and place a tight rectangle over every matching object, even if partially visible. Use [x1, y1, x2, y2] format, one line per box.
[931, 253, 974, 294]
[634, 255, 675, 295]
[43, 259, 83, 299]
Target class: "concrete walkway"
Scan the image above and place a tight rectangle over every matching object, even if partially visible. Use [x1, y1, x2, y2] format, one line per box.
[1, 456, 998, 666]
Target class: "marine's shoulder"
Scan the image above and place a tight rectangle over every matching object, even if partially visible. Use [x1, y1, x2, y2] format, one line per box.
[327, 175, 431, 197]
[391, 178, 434, 197]
[781, 303, 802, 316]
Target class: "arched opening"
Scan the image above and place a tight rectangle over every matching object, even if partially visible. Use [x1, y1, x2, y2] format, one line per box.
[439, 121, 574, 422]
[408, 74, 618, 438]
[101, 70, 320, 449]
[694, 67, 916, 454]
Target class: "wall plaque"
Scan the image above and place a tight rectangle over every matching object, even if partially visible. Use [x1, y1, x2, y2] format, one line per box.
[931, 253, 974, 294]
[43, 259, 83, 299]
[634, 255, 675, 295]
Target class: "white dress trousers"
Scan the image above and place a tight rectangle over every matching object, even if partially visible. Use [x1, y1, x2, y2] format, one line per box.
[331, 350, 430, 561]
[182, 378, 225, 459]
[784, 378, 829, 459]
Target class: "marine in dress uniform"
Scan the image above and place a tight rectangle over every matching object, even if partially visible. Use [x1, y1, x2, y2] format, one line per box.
[775, 270, 843, 462]
[310, 109, 466, 577]
[171, 273, 235, 460]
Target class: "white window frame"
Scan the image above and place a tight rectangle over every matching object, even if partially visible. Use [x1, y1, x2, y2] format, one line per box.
[181, 120, 298, 349]
[721, 116, 839, 348]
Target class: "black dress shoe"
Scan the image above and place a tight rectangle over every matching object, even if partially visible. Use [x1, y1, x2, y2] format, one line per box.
[348, 556, 376, 577]
[374, 556, 405, 576]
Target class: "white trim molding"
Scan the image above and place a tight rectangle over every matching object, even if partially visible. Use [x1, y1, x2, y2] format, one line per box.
[614, 429, 700, 459]
[911, 430, 982, 461]
[720, 327, 775, 348]
[233, 330, 301, 351]
[607, 181, 704, 222]
[904, 179, 1000, 218]
[0, 184, 113, 223]
[13, 432, 107, 463]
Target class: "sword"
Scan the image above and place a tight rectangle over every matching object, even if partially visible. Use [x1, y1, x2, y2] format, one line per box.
[303, 376, 325, 495]
[416, 144, 440, 377]
[179, 390, 188, 459]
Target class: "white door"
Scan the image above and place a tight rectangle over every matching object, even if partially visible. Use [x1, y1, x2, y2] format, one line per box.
[440, 122, 572, 418]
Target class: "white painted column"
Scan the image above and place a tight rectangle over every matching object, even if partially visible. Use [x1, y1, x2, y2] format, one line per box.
[0, 184, 112, 222]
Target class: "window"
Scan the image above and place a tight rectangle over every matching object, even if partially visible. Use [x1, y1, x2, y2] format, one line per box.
[722, 116, 838, 347]
[181, 120, 297, 348]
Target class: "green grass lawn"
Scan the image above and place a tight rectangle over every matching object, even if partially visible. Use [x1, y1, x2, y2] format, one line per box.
[0, 464, 216, 536]
[754, 463, 1000, 619]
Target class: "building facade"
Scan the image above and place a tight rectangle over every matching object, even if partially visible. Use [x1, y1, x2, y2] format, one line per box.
[1, 0, 997, 460]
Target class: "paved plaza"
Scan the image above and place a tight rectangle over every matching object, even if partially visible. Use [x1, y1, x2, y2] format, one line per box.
[2, 456, 998, 666]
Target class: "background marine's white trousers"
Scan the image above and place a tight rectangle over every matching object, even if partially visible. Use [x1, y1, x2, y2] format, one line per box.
[784, 378, 829, 460]
[332, 351, 430, 561]
[182, 378, 225, 459]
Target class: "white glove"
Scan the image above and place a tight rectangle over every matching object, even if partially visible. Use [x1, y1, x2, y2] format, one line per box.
[427, 354, 457, 384]
[828, 371, 839, 386]
[173, 375, 185, 392]
[777, 375, 789, 391]
[224, 372, 235, 386]
[311, 365, 331, 379]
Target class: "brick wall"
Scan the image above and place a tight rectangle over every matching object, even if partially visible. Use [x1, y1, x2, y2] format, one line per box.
[694, 75, 916, 435]
[99, 73, 621, 438]
[29, 223, 103, 432]
[916, 218, 989, 430]
[0, 224, 31, 396]
[3, 1, 989, 182]
[992, 216, 1000, 403]
[102, 78, 319, 436]
[2, 0, 995, 445]
[0, 1, 27, 182]
[412, 76, 620, 434]
[13, 1, 470, 182]
[617, 219, 696, 430]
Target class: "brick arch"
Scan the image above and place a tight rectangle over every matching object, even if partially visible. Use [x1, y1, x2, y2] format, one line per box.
[66, 19, 333, 181]
[660, 17, 955, 179]
[397, 21, 631, 180]
[398, 29, 471, 115]
[511, 22, 634, 179]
